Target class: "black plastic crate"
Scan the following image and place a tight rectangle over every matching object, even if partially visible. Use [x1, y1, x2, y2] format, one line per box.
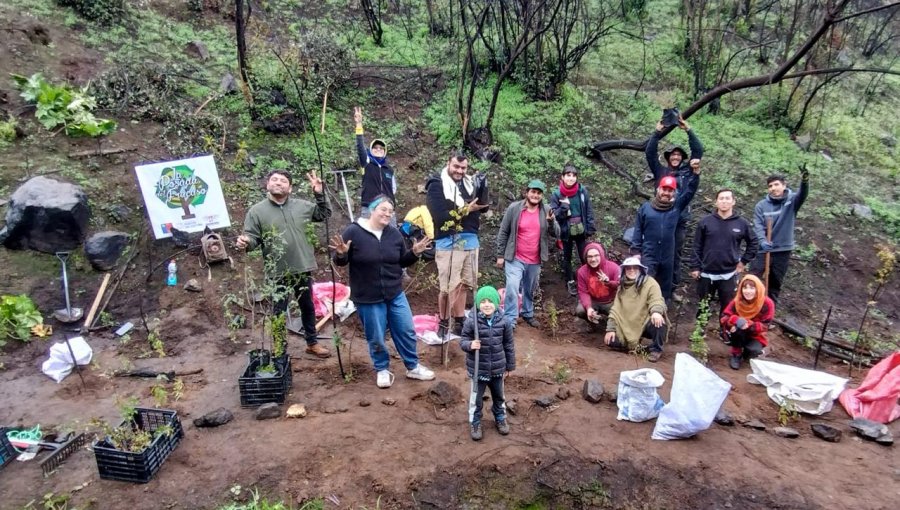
[239, 353, 292, 407]
[0, 427, 15, 470]
[93, 408, 183, 483]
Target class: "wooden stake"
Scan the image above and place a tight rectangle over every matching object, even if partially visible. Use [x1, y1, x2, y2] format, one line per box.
[81, 273, 111, 334]
[320, 87, 329, 134]
[762, 217, 773, 290]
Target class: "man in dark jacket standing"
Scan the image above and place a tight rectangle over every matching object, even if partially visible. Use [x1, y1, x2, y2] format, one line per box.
[425, 151, 489, 336]
[751, 169, 809, 304]
[237, 169, 332, 358]
[496, 180, 560, 328]
[690, 189, 758, 316]
[354, 107, 396, 219]
[645, 115, 703, 288]
[631, 165, 700, 302]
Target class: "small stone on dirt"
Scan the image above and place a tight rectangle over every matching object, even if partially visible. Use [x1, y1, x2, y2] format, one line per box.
[536, 396, 558, 408]
[286, 404, 307, 418]
[714, 410, 734, 426]
[184, 279, 202, 292]
[324, 406, 349, 414]
[850, 204, 873, 218]
[811, 423, 842, 442]
[774, 427, 800, 438]
[606, 391, 618, 403]
[427, 381, 462, 407]
[743, 419, 767, 431]
[381, 397, 396, 406]
[506, 399, 518, 416]
[193, 407, 233, 428]
[359, 399, 371, 407]
[416, 184, 427, 194]
[556, 387, 571, 400]
[255, 403, 281, 420]
[582, 380, 604, 403]
[848, 418, 892, 445]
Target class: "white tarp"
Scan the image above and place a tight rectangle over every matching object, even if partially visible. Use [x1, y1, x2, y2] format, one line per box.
[747, 358, 849, 415]
[135, 155, 231, 239]
[652, 353, 732, 440]
[41, 336, 93, 383]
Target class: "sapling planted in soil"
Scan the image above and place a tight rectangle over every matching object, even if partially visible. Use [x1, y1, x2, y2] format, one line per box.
[689, 298, 711, 365]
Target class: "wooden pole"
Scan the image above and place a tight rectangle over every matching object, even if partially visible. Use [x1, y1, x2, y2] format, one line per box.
[762, 217, 773, 290]
[320, 87, 329, 134]
[81, 273, 111, 334]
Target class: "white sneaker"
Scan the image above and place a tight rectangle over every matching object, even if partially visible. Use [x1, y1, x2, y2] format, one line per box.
[376, 370, 394, 388]
[406, 364, 435, 381]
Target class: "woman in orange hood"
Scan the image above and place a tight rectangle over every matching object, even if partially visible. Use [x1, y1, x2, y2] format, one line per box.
[720, 275, 775, 370]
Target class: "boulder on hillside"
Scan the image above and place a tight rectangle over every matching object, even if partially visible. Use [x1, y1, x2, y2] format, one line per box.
[84, 231, 130, 270]
[0, 176, 90, 253]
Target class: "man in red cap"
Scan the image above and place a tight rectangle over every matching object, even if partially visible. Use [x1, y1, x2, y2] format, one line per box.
[630, 163, 700, 302]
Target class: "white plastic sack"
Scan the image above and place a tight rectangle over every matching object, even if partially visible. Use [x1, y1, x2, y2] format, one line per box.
[747, 358, 848, 415]
[41, 336, 93, 383]
[652, 353, 732, 440]
[616, 368, 666, 422]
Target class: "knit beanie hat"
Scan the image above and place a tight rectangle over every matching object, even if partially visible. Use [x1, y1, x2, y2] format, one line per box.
[475, 286, 501, 309]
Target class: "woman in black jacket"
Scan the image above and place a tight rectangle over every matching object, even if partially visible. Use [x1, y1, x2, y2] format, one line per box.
[330, 195, 434, 389]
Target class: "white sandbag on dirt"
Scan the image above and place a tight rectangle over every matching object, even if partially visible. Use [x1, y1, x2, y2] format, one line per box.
[652, 353, 732, 440]
[616, 368, 666, 422]
[747, 358, 848, 415]
[41, 336, 92, 383]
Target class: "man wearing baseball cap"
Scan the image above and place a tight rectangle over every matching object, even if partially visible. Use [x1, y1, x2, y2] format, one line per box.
[630, 162, 700, 302]
[496, 179, 560, 328]
[604, 257, 668, 362]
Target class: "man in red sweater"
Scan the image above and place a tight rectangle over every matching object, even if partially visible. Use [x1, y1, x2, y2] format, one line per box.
[574, 242, 620, 328]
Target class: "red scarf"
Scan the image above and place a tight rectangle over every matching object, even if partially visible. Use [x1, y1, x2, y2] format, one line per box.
[559, 180, 579, 198]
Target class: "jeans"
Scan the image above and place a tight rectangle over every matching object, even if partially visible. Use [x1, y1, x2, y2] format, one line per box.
[274, 272, 318, 345]
[562, 234, 588, 282]
[696, 275, 737, 317]
[469, 376, 506, 425]
[503, 258, 541, 323]
[356, 292, 420, 372]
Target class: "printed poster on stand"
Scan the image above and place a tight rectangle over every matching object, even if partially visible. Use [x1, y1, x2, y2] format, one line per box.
[135, 154, 232, 239]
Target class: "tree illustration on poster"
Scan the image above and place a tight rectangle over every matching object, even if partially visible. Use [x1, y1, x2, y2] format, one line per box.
[154, 165, 209, 220]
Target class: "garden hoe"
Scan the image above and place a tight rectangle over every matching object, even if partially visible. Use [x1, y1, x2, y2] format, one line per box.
[53, 252, 83, 323]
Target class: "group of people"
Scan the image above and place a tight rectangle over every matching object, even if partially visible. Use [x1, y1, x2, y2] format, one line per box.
[234, 108, 809, 440]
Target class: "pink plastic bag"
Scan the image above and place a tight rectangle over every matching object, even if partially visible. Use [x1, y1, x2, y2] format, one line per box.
[497, 288, 523, 312]
[312, 282, 351, 317]
[413, 315, 440, 337]
[838, 351, 900, 424]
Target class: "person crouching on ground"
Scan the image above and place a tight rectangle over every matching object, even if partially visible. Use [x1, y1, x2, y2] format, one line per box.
[603, 257, 668, 363]
[574, 242, 620, 328]
[460, 286, 515, 441]
[720, 275, 774, 370]
[330, 195, 436, 388]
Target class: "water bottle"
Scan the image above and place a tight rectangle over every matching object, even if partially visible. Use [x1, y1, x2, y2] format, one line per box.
[166, 260, 177, 286]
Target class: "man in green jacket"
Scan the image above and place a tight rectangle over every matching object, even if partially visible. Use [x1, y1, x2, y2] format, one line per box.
[496, 179, 560, 328]
[236, 169, 332, 358]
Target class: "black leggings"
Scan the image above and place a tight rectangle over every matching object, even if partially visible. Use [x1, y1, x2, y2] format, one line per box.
[562, 234, 588, 282]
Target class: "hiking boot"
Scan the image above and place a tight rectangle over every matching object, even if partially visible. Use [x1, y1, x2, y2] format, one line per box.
[470, 422, 483, 441]
[406, 364, 436, 381]
[305, 343, 331, 358]
[648, 351, 663, 363]
[566, 280, 578, 296]
[437, 319, 449, 338]
[451, 317, 465, 336]
[729, 355, 742, 370]
[496, 419, 510, 435]
[376, 369, 395, 388]
[523, 316, 540, 328]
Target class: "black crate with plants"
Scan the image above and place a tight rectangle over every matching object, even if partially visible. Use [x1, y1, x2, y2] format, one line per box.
[239, 312, 292, 407]
[92, 398, 184, 483]
[0, 427, 15, 470]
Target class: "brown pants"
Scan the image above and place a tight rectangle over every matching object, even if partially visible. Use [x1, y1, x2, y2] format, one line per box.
[436, 248, 478, 319]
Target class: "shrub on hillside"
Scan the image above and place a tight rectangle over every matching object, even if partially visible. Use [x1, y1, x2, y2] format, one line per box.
[56, 0, 126, 25]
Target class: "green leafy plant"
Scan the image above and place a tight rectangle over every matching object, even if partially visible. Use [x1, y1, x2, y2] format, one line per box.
[150, 377, 169, 407]
[56, 0, 126, 26]
[11, 73, 117, 137]
[690, 298, 712, 364]
[0, 294, 44, 345]
[269, 312, 287, 358]
[547, 360, 572, 384]
[92, 396, 172, 453]
[546, 298, 559, 342]
[777, 400, 800, 426]
[147, 327, 166, 357]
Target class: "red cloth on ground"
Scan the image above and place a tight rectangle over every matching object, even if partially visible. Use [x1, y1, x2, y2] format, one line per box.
[838, 351, 900, 424]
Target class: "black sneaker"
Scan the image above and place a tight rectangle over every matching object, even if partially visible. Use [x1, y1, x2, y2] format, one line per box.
[729, 355, 742, 370]
[496, 419, 510, 435]
[437, 319, 448, 338]
[566, 280, 578, 296]
[470, 422, 483, 441]
[523, 316, 540, 328]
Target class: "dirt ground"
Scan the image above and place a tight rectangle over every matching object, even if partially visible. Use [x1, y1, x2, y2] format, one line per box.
[0, 2, 898, 509]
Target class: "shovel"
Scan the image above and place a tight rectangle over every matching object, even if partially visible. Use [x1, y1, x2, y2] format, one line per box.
[53, 252, 83, 323]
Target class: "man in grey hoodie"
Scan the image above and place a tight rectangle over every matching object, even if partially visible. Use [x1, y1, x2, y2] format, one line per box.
[751, 168, 809, 304]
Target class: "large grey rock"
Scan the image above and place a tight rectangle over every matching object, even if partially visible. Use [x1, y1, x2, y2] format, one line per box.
[427, 381, 462, 407]
[535, 395, 558, 408]
[849, 418, 892, 445]
[0, 176, 90, 253]
[811, 423, 842, 442]
[84, 231, 129, 270]
[193, 407, 233, 428]
[255, 403, 281, 420]
[185, 40, 209, 60]
[582, 380, 604, 403]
